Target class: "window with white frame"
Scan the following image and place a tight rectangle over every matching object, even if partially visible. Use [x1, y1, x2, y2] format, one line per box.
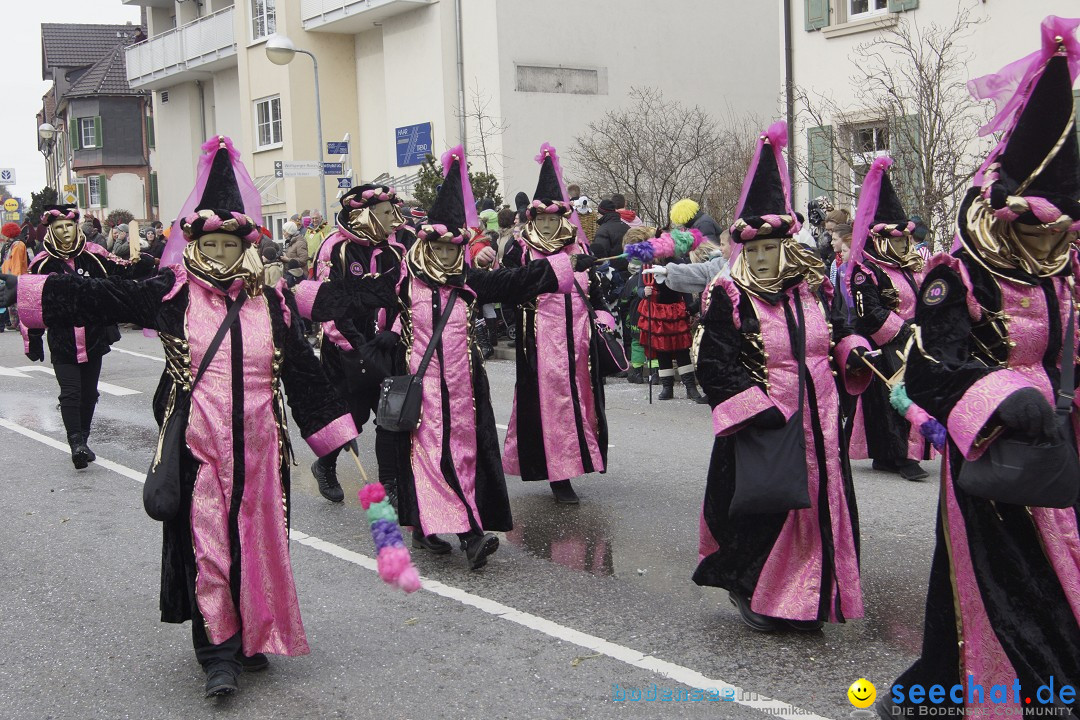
[255, 96, 282, 149]
[251, 0, 276, 40]
[849, 0, 887, 21]
[264, 213, 286, 243]
[88, 175, 102, 207]
[79, 118, 97, 149]
[849, 123, 889, 201]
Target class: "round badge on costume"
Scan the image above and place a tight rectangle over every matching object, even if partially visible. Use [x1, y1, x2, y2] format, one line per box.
[923, 279, 948, 306]
[853, 272, 866, 285]
[349, 261, 364, 276]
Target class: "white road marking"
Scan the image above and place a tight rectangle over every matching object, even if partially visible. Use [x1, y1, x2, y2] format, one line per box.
[111, 347, 165, 363]
[0, 416, 833, 720]
[13, 366, 141, 396]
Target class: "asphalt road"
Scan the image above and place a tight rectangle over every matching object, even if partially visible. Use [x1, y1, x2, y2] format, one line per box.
[0, 327, 941, 720]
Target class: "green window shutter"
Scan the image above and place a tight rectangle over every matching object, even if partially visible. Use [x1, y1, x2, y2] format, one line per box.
[93, 117, 102, 148]
[805, 0, 829, 31]
[1073, 89, 1080, 149]
[150, 172, 159, 208]
[807, 125, 835, 201]
[146, 115, 155, 149]
[887, 0, 918, 12]
[69, 118, 80, 151]
[76, 181, 86, 208]
[888, 114, 922, 212]
[98, 174, 108, 208]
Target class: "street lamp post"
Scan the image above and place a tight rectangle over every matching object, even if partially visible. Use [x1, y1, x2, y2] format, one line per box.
[266, 34, 327, 221]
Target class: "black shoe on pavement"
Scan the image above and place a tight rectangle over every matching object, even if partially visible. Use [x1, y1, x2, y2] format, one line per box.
[657, 378, 675, 401]
[683, 378, 704, 402]
[871, 459, 899, 473]
[784, 618, 825, 632]
[728, 591, 783, 633]
[550, 479, 579, 504]
[68, 433, 90, 470]
[204, 667, 239, 698]
[236, 652, 269, 672]
[899, 461, 929, 482]
[311, 459, 344, 503]
[82, 433, 96, 463]
[412, 529, 452, 555]
[626, 367, 644, 384]
[460, 532, 499, 570]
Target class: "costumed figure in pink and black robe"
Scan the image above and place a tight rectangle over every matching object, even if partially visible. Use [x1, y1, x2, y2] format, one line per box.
[293, 184, 409, 504]
[5, 137, 370, 699]
[23, 204, 155, 467]
[312, 148, 586, 568]
[692, 122, 874, 633]
[502, 144, 614, 505]
[879, 21, 1080, 718]
[846, 157, 932, 481]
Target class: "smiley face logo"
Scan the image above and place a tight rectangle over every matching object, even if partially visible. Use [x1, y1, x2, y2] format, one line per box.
[848, 678, 876, 709]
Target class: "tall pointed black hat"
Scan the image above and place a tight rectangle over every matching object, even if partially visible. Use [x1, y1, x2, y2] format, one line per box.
[528, 151, 571, 218]
[420, 155, 467, 244]
[195, 144, 244, 214]
[729, 122, 800, 242]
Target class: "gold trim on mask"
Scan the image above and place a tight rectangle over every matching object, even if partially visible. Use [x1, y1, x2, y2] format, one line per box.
[183, 239, 264, 296]
[730, 237, 826, 297]
[347, 204, 403, 243]
[961, 196, 1074, 280]
[521, 216, 576, 255]
[869, 233, 925, 274]
[406, 236, 464, 286]
[44, 223, 86, 261]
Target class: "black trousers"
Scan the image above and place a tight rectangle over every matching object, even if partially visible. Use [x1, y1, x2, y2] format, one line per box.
[52, 356, 102, 441]
[191, 606, 242, 674]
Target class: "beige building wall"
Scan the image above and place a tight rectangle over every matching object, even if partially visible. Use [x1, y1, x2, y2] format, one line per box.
[791, 0, 1071, 211]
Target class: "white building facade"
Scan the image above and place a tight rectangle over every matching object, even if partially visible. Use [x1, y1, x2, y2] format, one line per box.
[124, 0, 783, 235]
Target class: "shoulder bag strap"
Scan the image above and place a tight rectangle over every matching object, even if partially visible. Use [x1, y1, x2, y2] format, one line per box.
[1057, 286, 1076, 414]
[413, 289, 457, 379]
[791, 289, 806, 411]
[572, 279, 599, 322]
[191, 289, 248, 392]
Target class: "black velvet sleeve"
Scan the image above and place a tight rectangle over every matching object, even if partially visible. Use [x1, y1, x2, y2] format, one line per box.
[309, 271, 399, 323]
[99, 253, 157, 280]
[851, 264, 902, 342]
[37, 269, 175, 330]
[269, 286, 351, 438]
[824, 283, 856, 343]
[501, 238, 525, 268]
[466, 259, 563, 306]
[696, 283, 756, 407]
[905, 263, 994, 420]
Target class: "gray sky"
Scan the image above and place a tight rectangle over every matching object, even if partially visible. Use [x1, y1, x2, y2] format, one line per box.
[5, 2, 142, 203]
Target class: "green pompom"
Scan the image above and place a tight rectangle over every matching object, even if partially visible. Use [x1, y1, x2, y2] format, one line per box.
[890, 382, 913, 414]
[366, 501, 399, 526]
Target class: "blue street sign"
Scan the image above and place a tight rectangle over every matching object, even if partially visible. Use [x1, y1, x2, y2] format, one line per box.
[322, 162, 344, 175]
[337, 177, 352, 189]
[396, 122, 432, 168]
[327, 141, 349, 155]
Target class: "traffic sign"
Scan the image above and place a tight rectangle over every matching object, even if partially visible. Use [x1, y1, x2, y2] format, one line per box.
[63, 192, 78, 204]
[395, 122, 432, 167]
[273, 160, 322, 178]
[327, 141, 349, 155]
[0, 168, 16, 185]
[322, 162, 344, 176]
[337, 178, 352, 189]
[3, 198, 18, 212]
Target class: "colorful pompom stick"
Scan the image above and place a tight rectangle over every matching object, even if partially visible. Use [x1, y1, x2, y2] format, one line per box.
[890, 383, 947, 452]
[351, 449, 421, 593]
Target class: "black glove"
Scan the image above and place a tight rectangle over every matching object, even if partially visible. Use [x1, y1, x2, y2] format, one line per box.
[750, 407, 786, 430]
[846, 346, 874, 375]
[571, 254, 599, 272]
[0, 273, 16, 307]
[370, 330, 401, 353]
[997, 387, 1060, 439]
[343, 438, 359, 456]
[26, 334, 44, 363]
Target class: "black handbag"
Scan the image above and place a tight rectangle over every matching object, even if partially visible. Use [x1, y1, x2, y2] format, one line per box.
[143, 290, 247, 521]
[574, 280, 629, 377]
[376, 290, 457, 433]
[957, 294, 1080, 508]
[730, 291, 812, 517]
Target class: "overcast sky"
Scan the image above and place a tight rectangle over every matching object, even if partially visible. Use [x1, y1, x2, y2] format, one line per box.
[6, 2, 142, 202]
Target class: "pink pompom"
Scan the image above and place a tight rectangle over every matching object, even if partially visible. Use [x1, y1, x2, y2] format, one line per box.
[905, 403, 930, 426]
[358, 482, 385, 510]
[377, 546, 417, 586]
[396, 567, 421, 593]
[688, 228, 705, 250]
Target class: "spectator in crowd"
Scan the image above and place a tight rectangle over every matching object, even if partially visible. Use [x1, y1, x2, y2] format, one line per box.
[304, 209, 330, 269]
[669, 198, 723, 243]
[611, 193, 643, 228]
[592, 199, 631, 269]
[1, 222, 27, 330]
[514, 191, 530, 225]
[262, 244, 285, 287]
[81, 218, 105, 249]
[112, 224, 131, 258]
[281, 221, 308, 286]
[478, 198, 499, 232]
[146, 227, 167, 261]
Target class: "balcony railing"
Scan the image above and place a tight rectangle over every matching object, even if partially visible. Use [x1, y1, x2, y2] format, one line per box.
[301, 0, 433, 33]
[126, 6, 237, 89]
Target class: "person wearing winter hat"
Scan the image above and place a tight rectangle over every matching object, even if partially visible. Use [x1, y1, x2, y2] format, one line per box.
[501, 143, 610, 505]
[0, 222, 26, 330]
[844, 157, 932, 481]
[280, 220, 308, 285]
[19, 206, 154, 467]
[292, 182, 408, 504]
[591, 198, 630, 272]
[669, 197, 724, 244]
[692, 122, 873, 635]
[1, 136, 375, 699]
[879, 20, 1080, 719]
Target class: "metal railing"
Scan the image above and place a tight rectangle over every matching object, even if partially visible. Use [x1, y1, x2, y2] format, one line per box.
[301, 0, 431, 27]
[126, 6, 237, 86]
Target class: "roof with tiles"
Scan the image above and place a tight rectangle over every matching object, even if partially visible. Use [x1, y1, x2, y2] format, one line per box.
[41, 22, 143, 78]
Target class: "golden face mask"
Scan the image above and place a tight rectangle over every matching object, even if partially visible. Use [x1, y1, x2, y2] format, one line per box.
[347, 201, 404, 243]
[44, 219, 86, 259]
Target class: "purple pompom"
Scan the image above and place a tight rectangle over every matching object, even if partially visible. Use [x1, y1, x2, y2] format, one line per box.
[371, 518, 405, 550]
[920, 419, 947, 452]
[624, 241, 655, 263]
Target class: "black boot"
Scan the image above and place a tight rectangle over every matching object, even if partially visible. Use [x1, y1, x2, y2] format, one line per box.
[657, 377, 675, 401]
[550, 479, 579, 504]
[681, 372, 707, 403]
[68, 432, 91, 470]
[476, 318, 494, 360]
[728, 591, 783, 633]
[236, 651, 269, 672]
[204, 664, 239, 698]
[458, 531, 499, 570]
[649, 368, 660, 385]
[82, 432, 96, 462]
[311, 457, 344, 503]
[412, 528, 452, 554]
[486, 318, 499, 351]
[626, 366, 644, 384]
